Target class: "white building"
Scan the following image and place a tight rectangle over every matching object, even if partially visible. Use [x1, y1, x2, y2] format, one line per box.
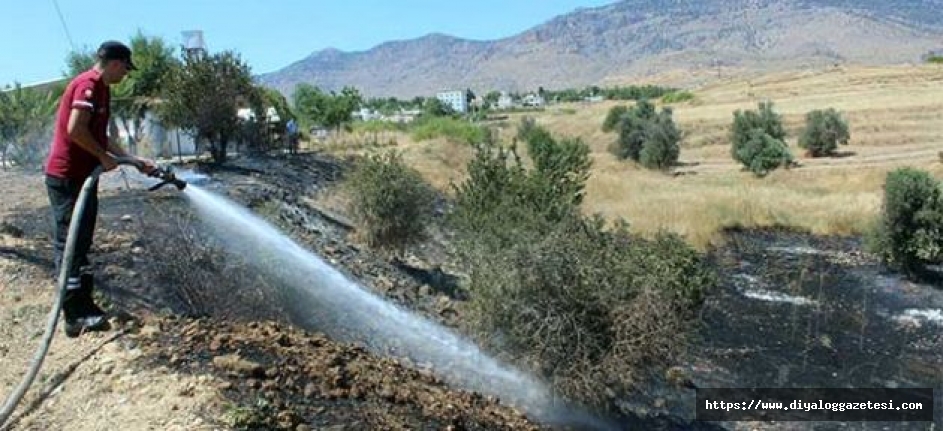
[436, 90, 469, 114]
[496, 92, 515, 110]
[521, 93, 545, 107]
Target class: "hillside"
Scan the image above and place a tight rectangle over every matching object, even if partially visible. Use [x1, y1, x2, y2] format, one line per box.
[258, 0, 943, 97]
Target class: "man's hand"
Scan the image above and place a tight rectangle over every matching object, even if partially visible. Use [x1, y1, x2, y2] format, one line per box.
[135, 157, 157, 175]
[100, 154, 118, 171]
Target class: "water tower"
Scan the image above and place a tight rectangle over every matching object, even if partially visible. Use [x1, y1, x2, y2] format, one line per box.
[181, 30, 207, 59]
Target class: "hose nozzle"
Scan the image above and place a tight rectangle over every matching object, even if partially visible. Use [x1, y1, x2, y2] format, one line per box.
[147, 167, 187, 191]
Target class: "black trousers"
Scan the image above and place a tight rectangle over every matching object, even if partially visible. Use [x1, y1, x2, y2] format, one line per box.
[45, 174, 99, 290]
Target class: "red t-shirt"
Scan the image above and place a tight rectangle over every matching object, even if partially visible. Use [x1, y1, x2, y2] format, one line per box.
[44, 68, 110, 180]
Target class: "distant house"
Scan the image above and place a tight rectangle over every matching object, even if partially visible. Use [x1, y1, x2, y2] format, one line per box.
[355, 108, 382, 121]
[436, 89, 471, 113]
[496, 91, 515, 110]
[521, 93, 545, 107]
[387, 109, 422, 124]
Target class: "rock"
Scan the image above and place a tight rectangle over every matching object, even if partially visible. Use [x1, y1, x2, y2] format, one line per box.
[121, 214, 133, 222]
[131, 246, 144, 255]
[212, 354, 265, 378]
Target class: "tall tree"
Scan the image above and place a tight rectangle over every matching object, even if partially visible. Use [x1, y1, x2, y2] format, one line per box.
[111, 32, 178, 153]
[0, 84, 58, 168]
[160, 51, 256, 163]
[292, 83, 330, 130]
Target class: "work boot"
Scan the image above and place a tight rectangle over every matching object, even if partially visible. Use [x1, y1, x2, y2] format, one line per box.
[78, 274, 106, 318]
[63, 314, 111, 338]
[61, 277, 110, 338]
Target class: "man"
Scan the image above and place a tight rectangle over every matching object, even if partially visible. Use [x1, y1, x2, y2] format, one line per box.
[45, 40, 155, 337]
[285, 118, 299, 155]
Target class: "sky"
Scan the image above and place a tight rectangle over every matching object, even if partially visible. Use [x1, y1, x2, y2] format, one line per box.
[0, 0, 617, 87]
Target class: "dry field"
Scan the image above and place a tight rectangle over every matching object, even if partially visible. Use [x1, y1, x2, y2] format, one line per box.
[318, 64, 943, 249]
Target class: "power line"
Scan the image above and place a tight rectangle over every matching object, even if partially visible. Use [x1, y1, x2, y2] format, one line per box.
[51, 0, 76, 51]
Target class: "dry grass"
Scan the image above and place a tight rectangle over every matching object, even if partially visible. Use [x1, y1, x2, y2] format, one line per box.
[324, 65, 943, 249]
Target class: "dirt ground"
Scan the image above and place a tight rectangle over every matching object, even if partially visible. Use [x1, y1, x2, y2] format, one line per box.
[0, 162, 542, 430]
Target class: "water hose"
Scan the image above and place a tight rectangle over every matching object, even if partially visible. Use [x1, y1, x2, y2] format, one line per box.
[0, 158, 185, 429]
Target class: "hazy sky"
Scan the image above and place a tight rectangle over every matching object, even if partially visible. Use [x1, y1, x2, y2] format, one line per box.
[1, 0, 617, 86]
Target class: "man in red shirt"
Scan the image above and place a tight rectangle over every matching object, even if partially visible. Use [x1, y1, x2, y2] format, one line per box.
[45, 41, 155, 337]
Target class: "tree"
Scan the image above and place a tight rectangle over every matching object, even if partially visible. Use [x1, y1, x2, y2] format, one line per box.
[798, 108, 850, 157]
[64, 49, 97, 77]
[421, 97, 454, 117]
[605, 100, 656, 162]
[160, 51, 256, 163]
[639, 108, 681, 170]
[111, 32, 178, 154]
[733, 129, 793, 177]
[292, 84, 361, 134]
[520, 119, 592, 207]
[867, 168, 943, 278]
[0, 84, 58, 168]
[602, 99, 680, 170]
[292, 83, 330, 129]
[325, 86, 362, 132]
[730, 101, 792, 176]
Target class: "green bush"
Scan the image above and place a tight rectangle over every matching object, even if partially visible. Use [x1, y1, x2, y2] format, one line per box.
[463, 215, 715, 407]
[866, 167, 943, 277]
[410, 116, 488, 145]
[449, 130, 715, 409]
[605, 100, 656, 162]
[449, 141, 581, 252]
[519, 118, 592, 205]
[731, 102, 792, 176]
[798, 108, 850, 157]
[603, 99, 683, 170]
[661, 91, 695, 104]
[346, 151, 436, 251]
[733, 129, 793, 177]
[639, 109, 681, 170]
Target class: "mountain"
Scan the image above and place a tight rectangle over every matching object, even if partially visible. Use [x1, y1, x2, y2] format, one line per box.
[258, 0, 943, 98]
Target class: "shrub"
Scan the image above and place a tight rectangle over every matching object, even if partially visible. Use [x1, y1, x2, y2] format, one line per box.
[450, 130, 715, 409]
[519, 119, 592, 205]
[866, 167, 943, 277]
[605, 100, 656, 162]
[449, 141, 579, 253]
[639, 109, 681, 170]
[798, 108, 850, 157]
[601, 106, 629, 133]
[731, 102, 792, 176]
[603, 100, 683, 170]
[462, 215, 716, 407]
[346, 151, 436, 251]
[661, 91, 695, 104]
[144, 202, 286, 321]
[733, 129, 793, 177]
[410, 116, 488, 145]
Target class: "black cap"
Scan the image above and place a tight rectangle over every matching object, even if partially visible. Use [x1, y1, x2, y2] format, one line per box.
[96, 41, 137, 70]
